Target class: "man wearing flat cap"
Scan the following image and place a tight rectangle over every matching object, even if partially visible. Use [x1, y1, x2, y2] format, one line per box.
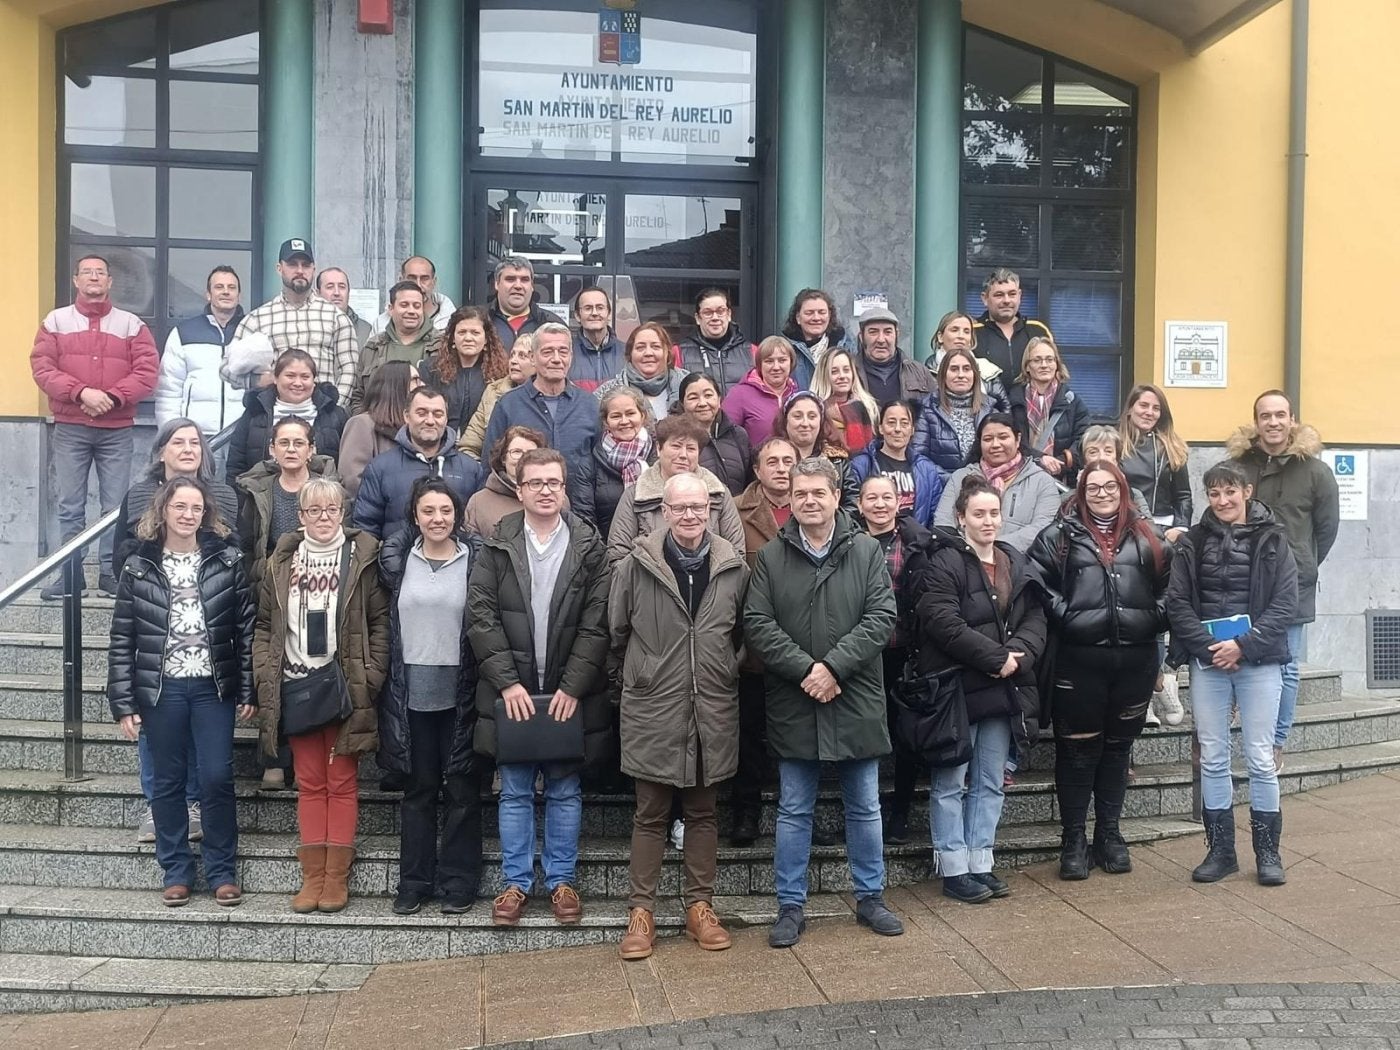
[852, 306, 933, 410]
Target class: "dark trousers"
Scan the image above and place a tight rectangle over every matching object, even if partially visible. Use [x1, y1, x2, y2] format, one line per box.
[882, 647, 920, 818]
[629, 778, 719, 910]
[730, 672, 768, 808]
[398, 708, 483, 899]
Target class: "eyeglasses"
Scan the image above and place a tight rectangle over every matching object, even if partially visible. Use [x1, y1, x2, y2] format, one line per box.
[274, 439, 309, 450]
[1085, 482, 1120, 496]
[300, 505, 343, 519]
[521, 478, 565, 493]
[664, 502, 709, 519]
[76, 268, 108, 277]
[697, 307, 730, 319]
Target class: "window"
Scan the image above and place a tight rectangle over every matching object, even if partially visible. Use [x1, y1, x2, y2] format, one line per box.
[59, 0, 260, 345]
[961, 29, 1135, 416]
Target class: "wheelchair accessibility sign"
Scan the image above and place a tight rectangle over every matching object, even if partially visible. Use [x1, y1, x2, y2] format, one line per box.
[1322, 450, 1368, 521]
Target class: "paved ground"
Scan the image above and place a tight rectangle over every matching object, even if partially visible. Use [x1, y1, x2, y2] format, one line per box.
[9, 772, 1400, 1049]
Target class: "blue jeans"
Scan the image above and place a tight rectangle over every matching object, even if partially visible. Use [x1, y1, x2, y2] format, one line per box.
[775, 758, 884, 907]
[138, 678, 238, 887]
[50, 423, 133, 576]
[138, 730, 199, 806]
[497, 763, 581, 892]
[1192, 662, 1283, 812]
[1275, 623, 1305, 748]
[931, 718, 1011, 877]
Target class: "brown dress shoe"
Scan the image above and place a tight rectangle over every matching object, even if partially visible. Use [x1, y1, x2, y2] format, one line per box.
[619, 907, 655, 960]
[492, 886, 528, 926]
[685, 901, 731, 951]
[213, 883, 243, 907]
[550, 884, 583, 924]
[162, 885, 191, 908]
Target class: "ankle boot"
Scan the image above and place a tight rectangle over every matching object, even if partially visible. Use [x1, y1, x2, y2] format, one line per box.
[1250, 809, 1286, 886]
[292, 844, 327, 913]
[1091, 818, 1132, 874]
[1192, 808, 1239, 883]
[319, 845, 355, 912]
[1059, 826, 1090, 880]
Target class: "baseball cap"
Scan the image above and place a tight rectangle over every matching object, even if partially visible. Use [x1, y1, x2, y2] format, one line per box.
[278, 238, 315, 263]
[858, 306, 899, 327]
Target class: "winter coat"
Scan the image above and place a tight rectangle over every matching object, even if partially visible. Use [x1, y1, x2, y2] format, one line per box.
[606, 464, 746, 565]
[743, 513, 897, 762]
[785, 327, 854, 390]
[467, 511, 612, 771]
[113, 471, 240, 577]
[233, 455, 340, 586]
[849, 440, 946, 528]
[1008, 382, 1092, 476]
[971, 314, 1053, 381]
[1120, 433, 1193, 527]
[907, 529, 1046, 751]
[376, 529, 480, 776]
[352, 426, 483, 540]
[223, 383, 348, 485]
[107, 533, 254, 719]
[722, 369, 797, 448]
[481, 381, 599, 522]
[1027, 513, 1172, 648]
[590, 441, 653, 543]
[735, 481, 782, 570]
[696, 410, 751, 496]
[1167, 502, 1299, 668]
[31, 299, 159, 427]
[595, 367, 688, 423]
[465, 470, 523, 539]
[852, 349, 935, 408]
[349, 324, 445, 415]
[608, 530, 749, 787]
[252, 528, 390, 758]
[934, 460, 1062, 552]
[1227, 423, 1339, 623]
[154, 308, 246, 434]
[335, 413, 397, 502]
[678, 326, 755, 398]
[458, 376, 518, 460]
[418, 352, 489, 434]
[911, 390, 998, 474]
[569, 330, 627, 393]
[487, 296, 556, 352]
[370, 294, 456, 338]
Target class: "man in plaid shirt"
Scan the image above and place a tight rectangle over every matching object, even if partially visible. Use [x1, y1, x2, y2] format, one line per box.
[234, 238, 357, 400]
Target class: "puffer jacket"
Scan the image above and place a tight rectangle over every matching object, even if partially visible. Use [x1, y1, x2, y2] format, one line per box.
[108, 533, 254, 719]
[335, 414, 397, 502]
[154, 308, 246, 434]
[1120, 432, 1193, 527]
[113, 470, 241, 576]
[679, 325, 755, 398]
[849, 439, 946, 528]
[911, 390, 997, 474]
[1027, 513, 1172, 647]
[743, 513, 897, 762]
[722, 369, 796, 448]
[933, 460, 1063, 552]
[467, 511, 612, 771]
[608, 530, 749, 787]
[907, 528, 1046, 750]
[784, 327, 854, 390]
[1167, 501, 1298, 668]
[481, 381, 599, 522]
[31, 299, 159, 427]
[605, 464, 746, 565]
[352, 426, 484, 539]
[1008, 382, 1092, 475]
[252, 528, 390, 759]
[1227, 423, 1339, 623]
[697, 410, 751, 496]
[376, 529, 479, 776]
[233, 455, 340, 586]
[223, 383, 348, 484]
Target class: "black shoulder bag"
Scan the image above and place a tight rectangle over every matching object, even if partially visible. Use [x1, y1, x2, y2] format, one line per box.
[892, 658, 972, 769]
[280, 543, 354, 738]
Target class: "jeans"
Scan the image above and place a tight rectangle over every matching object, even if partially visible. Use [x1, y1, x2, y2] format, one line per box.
[775, 758, 884, 907]
[497, 762, 581, 892]
[50, 423, 133, 576]
[1192, 661, 1283, 812]
[138, 728, 199, 806]
[931, 718, 1011, 876]
[400, 708, 482, 898]
[138, 678, 238, 887]
[1275, 623, 1305, 748]
[288, 722, 359, 847]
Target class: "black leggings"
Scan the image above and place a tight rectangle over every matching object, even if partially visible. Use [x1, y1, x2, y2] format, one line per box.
[883, 648, 919, 819]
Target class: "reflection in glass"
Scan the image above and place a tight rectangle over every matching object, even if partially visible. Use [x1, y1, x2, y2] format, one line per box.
[624, 196, 741, 269]
[1049, 281, 1121, 345]
[962, 117, 1041, 185]
[65, 77, 156, 148]
[964, 201, 1039, 269]
[69, 244, 157, 317]
[1052, 206, 1123, 272]
[168, 248, 252, 319]
[70, 164, 156, 239]
[170, 169, 253, 241]
[170, 0, 260, 75]
[170, 81, 259, 151]
[486, 188, 607, 267]
[1053, 122, 1130, 188]
[1052, 64, 1131, 115]
[1061, 353, 1121, 417]
[630, 276, 742, 344]
[63, 11, 158, 73]
[963, 30, 1043, 112]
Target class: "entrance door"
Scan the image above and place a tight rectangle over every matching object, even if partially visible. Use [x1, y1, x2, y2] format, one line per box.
[472, 177, 757, 344]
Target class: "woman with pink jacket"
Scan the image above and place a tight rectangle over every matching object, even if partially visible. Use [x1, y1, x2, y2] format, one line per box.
[721, 336, 799, 448]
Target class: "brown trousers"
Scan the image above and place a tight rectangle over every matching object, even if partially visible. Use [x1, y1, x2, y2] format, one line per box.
[628, 778, 718, 911]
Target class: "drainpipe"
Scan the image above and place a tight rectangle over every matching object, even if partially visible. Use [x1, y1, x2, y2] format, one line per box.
[1284, 0, 1308, 414]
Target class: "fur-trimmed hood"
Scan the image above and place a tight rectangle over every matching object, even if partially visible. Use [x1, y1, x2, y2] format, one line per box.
[1227, 422, 1323, 461]
[633, 463, 728, 506]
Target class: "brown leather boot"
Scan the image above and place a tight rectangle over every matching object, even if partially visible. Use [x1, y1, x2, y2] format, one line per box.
[319, 845, 355, 913]
[619, 908, 655, 960]
[292, 845, 326, 914]
[685, 901, 731, 951]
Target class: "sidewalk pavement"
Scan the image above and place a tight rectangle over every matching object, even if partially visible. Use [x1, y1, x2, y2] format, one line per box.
[9, 772, 1400, 1050]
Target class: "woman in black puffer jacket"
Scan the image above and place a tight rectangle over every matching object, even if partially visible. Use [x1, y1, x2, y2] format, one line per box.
[224, 350, 349, 484]
[676, 372, 752, 496]
[1028, 459, 1171, 882]
[108, 477, 254, 907]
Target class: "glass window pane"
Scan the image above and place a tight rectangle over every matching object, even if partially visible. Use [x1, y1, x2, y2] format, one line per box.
[1061, 353, 1121, 418]
[1048, 280, 1121, 345]
[170, 168, 253, 241]
[964, 30, 1043, 112]
[964, 201, 1039, 270]
[963, 117, 1041, 186]
[64, 11, 158, 73]
[70, 163, 156, 239]
[1052, 206, 1124, 272]
[69, 243, 156, 317]
[170, 80, 259, 151]
[1053, 121, 1131, 188]
[64, 77, 155, 147]
[487, 188, 607, 267]
[629, 275, 743, 345]
[624, 195, 741, 269]
[963, 278, 1039, 323]
[1053, 63, 1131, 116]
[170, 0, 260, 75]
[168, 247, 252, 320]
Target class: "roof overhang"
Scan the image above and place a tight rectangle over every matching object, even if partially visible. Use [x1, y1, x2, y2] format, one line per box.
[1094, 0, 1284, 54]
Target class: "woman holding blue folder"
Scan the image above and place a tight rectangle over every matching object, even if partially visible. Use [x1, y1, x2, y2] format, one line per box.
[1167, 460, 1298, 887]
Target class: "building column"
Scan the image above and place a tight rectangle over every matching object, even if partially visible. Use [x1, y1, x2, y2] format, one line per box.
[912, 0, 961, 360]
[776, 0, 826, 321]
[414, 0, 465, 302]
[261, 0, 315, 300]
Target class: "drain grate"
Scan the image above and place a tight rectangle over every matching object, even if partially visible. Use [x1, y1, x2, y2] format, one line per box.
[1367, 610, 1400, 688]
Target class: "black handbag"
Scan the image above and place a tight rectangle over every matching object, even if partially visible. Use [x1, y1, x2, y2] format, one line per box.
[494, 694, 585, 765]
[280, 661, 353, 737]
[892, 664, 972, 769]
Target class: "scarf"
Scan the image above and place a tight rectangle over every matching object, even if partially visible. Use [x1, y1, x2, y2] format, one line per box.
[946, 391, 978, 459]
[285, 528, 347, 676]
[273, 397, 317, 424]
[621, 365, 671, 398]
[663, 529, 711, 573]
[600, 428, 653, 485]
[1084, 509, 1122, 567]
[981, 453, 1025, 494]
[794, 332, 829, 374]
[1025, 382, 1058, 453]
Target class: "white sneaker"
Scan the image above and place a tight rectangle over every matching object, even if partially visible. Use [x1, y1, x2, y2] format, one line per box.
[1154, 675, 1185, 726]
[669, 819, 685, 851]
[187, 802, 203, 842]
[137, 806, 156, 844]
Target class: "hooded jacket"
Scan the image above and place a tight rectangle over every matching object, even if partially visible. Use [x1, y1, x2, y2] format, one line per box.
[971, 313, 1053, 380]
[608, 530, 750, 787]
[785, 326, 854, 390]
[349, 324, 446, 414]
[352, 426, 483, 539]
[695, 410, 752, 496]
[569, 330, 627, 393]
[481, 381, 599, 522]
[487, 295, 557, 351]
[1226, 423, 1339, 623]
[911, 389, 998, 474]
[223, 382, 348, 485]
[233, 454, 340, 587]
[606, 463, 746, 566]
[1008, 382, 1092, 475]
[154, 307, 247, 434]
[933, 459, 1062, 552]
[31, 299, 159, 428]
[678, 325, 755, 398]
[722, 368, 797, 448]
[849, 439, 946, 528]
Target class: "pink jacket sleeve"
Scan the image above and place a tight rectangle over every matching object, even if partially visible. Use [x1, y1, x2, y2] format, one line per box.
[109, 322, 160, 407]
[29, 319, 82, 404]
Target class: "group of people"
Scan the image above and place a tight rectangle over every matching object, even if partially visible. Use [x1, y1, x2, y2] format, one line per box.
[32, 244, 1340, 955]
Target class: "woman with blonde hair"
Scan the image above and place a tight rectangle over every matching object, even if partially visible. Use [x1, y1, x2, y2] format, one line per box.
[811, 347, 879, 455]
[1008, 336, 1091, 483]
[722, 335, 798, 446]
[1118, 383, 1192, 540]
[929, 310, 1009, 411]
[912, 347, 995, 473]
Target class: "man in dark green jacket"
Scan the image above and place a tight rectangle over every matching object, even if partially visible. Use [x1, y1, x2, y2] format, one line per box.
[744, 457, 903, 948]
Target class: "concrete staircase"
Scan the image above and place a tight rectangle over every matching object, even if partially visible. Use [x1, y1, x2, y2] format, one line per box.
[0, 593, 1396, 1012]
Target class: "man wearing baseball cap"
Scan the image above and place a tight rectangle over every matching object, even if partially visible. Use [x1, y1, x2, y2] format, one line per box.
[232, 238, 358, 400]
[852, 306, 933, 410]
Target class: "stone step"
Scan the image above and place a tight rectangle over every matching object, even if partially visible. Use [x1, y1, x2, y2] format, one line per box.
[0, 596, 114, 636]
[0, 718, 267, 777]
[0, 634, 109, 678]
[0, 676, 107, 723]
[0, 950, 370, 1013]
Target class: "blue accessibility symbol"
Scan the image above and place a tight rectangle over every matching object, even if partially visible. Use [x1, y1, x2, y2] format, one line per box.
[1335, 454, 1355, 476]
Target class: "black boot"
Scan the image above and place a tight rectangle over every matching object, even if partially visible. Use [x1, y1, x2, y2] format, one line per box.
[1192, 807, 1239, 883]
[1250, 809, 1286, 886]
[729, 805, 759, 847]
[1054, 735, 1101, 883]
[1059, 826, 1091, 881]
[1091, 818, 1132, 874]
[1091, 735, 1134, 874]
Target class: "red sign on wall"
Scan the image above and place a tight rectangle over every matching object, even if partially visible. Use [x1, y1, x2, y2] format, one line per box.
[358, 0, 393, 34]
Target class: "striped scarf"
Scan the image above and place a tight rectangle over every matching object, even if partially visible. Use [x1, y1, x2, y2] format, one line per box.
[600, 428, 653, 485]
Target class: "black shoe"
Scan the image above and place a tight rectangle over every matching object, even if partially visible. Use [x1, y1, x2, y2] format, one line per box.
[855, 895, 904, 935]
[97, 573, 118, 598]
[970, 871, 1010, 898]
[811, 826, 839, 847]
[941, 873, 993, 904]
[1091, 825, 1132, 874]
[1250, 808, 1286, 886]
[392, 889, 428, 915]
[440, 892, 477, 914]
[39, 578, 69, 601]
[769, 904, 806, 948]
[883, 812, 910, 845]
[729, 806, 759, 847]
[1059, 827, 1091, 881]
[1192, 807, 1240, 883]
